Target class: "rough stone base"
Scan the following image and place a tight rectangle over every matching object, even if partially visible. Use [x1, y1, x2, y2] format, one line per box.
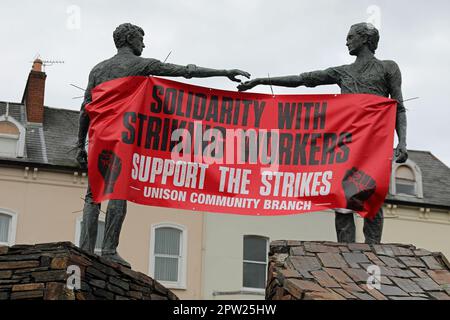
[0, 242, 178, 300]
[266, 240, 450, 300]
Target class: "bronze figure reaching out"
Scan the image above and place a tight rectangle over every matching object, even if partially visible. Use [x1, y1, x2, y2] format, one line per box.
[239, 23, 408, 244]
[76, 23, 250, 267]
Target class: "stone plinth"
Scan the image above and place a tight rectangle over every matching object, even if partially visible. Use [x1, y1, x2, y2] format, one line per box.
[0, 242, 178, 300]
[267, 241, 450, 300]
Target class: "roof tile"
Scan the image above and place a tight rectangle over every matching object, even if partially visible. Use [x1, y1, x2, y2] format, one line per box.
[378, 256, 406, 268]
[303, 290, 346, 300]
[427, 270, 450, 285]
[333, 288, 357, 299]
[289, 246, 305, 256]
[364, 252, 386, 266]
[310, 270, 341, 288]
[342, 252, 370, 268]
[390, 277, 424, 293]
[304, 243, 339, 253]
[413, 277, 443, 291]
[317, 253, 348, 269]
[414, 249, 432, 256]
[284, 278, 327, 297]
[378, 285, 409, 297]
[323, 268, 353, 283]
[340, 282, 365, 293]
[351, 292, 376, 300]
[342, 268, 369, 283]
[373, 245, 396, 257]
[410, 267, 429, 279]
[421, 256, 444, 270]
[347, 243, 371, 251]
[391, 246, 414, 257]
[360, 284, 388, 300]
[399, 257, 426, 268]
[429, 292, 450, 300]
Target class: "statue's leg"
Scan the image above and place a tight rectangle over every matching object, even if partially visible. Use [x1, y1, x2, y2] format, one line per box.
[101, 199, 131, 268]
[363, 207, 384, 244]
[335, 211, 356, 243]
[79, 184, 100, 253]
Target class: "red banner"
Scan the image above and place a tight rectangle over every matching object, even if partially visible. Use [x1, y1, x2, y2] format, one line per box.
[86, 76, 397, 218]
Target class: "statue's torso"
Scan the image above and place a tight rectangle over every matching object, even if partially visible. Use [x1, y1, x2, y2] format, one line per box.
[332, 58, 397, 97]
[90, 52, 154, 87]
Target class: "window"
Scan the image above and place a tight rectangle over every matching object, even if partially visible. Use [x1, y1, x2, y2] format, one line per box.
[0, 210, 18, 246]
[0, 214, 11, 245]
[150, 223, 187, 289]
[396, 166, 416, 196]
[75, 217, 105, 255]
[243, 235, 268, 290]
[0, 116, 25, 158]
[391, 160, 423, 198]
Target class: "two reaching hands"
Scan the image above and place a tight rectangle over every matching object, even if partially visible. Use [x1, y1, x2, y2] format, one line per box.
[226, 70, 260, 91]
[237, 79, 260, 92]
[226, 69, 251, 83]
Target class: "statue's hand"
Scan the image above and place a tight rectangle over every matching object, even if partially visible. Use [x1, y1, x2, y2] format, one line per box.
[395, 144, 408, 163]
[237, 79, 259, 92]
[76, 147, 88, 169]
[227, 69, 251, 83]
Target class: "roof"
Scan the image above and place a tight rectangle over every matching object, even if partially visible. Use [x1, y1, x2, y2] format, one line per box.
[267, 240, 450, 300]
[0, 101, 80, 169]
[386, 150, 450, 209]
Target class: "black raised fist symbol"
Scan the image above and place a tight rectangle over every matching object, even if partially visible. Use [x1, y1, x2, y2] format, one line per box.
[98, 150, 122, 195]
[341, 167, 376, 211]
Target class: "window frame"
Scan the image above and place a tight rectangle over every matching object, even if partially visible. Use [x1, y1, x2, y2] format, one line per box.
[0, 115, 25, 158]
[74, 214, 106, 255]
[390, 160, 423, 198]
[149, 223, 187, 290]
[0, 208, 18, 247]
[242, 235, 269, 293]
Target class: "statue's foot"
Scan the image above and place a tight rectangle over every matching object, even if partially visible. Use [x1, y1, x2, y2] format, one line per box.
[102, 252, 131, 269]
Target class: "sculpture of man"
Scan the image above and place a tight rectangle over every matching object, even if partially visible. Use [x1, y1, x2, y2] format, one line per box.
[76, 23, 250, 267]
[238, 22, 408, 244]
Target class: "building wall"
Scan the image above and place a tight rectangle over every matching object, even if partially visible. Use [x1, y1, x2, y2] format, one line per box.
[0, 165, 203, 299]
[201, 211, 336, 300]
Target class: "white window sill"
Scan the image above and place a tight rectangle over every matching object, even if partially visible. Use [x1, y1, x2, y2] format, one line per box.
[158, 281, 187, 290]
[212, 289, 265, 297]
[241, 287, 265, 294]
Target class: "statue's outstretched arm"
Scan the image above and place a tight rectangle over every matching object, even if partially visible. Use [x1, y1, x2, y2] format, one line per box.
[145, 59, 250, 83]
[237, 75, 304, 91]
[238, 69, 339, 91]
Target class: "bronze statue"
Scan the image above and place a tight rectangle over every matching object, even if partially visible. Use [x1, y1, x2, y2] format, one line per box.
[238, 22, 408, 244]
[76, 23, 250, 267]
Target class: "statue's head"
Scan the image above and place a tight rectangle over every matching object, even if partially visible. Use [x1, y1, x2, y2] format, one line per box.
[346, 23, 379, 56]
[113, 23, 145, 56]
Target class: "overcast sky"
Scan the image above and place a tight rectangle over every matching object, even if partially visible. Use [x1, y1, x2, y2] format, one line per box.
[1, 0, 449, 166]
